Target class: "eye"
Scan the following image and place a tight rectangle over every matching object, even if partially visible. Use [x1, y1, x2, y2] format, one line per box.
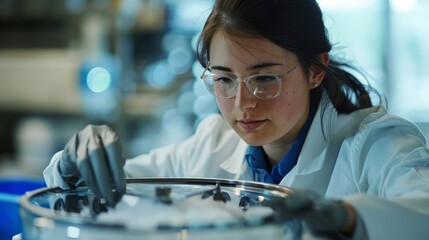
[213, 75, 235, 84]
[252, 75, 278, 83]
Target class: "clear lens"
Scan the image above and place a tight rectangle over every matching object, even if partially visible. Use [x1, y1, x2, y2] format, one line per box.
[200, 65, 296, 99]
[248, 75, 280, 99]
[201, 73, 281, 99]
[212, 75, 235, 98]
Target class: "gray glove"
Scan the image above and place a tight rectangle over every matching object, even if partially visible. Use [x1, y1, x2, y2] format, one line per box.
[59, 125, 126, 207]
[272, 189, 354, 235]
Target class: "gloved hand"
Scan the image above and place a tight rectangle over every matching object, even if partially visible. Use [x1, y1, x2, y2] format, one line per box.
[59, 125, 126, 207]
[271, 189, 356, 236]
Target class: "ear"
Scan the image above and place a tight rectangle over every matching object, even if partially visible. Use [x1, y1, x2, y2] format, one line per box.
[308, 53, 329, 89]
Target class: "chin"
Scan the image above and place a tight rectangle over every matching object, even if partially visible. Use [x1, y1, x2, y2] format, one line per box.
[238, 132, 270, 146]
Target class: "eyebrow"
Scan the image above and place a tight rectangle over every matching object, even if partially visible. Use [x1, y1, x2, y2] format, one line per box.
[210, 62, 283, 72]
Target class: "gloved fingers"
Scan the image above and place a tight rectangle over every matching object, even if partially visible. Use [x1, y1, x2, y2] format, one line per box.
[279, 190, 318, 215]
[88, 144, 116, 207]
[60, 134, 80, 177]
[265, 189, 320, 222]
[87, 125, 125, 198]
[76, 124, 112, 200]
[304, 200, 351, 232]
[61, 124, 125, 207]
[79, 157, 103, 199]
[271, 189, 354, 234]
[104, 139, 126, 198]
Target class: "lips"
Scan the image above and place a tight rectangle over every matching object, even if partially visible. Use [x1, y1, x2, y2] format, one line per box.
[237, 119, 266, 131]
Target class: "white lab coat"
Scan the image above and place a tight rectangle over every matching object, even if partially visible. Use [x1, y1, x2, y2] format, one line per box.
[44, 100, 429, 240]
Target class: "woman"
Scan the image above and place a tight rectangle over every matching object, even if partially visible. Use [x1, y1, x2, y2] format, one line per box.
[44, 0, 429, 239]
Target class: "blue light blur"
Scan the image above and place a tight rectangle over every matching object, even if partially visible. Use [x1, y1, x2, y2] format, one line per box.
[144, 60, 175, 89]
[168, 0, 213, 33]
[193, 94, 218, 120]
[167, 47, 193, 74]
[86, 67, 112, 93]
[178, 92, 196, 113]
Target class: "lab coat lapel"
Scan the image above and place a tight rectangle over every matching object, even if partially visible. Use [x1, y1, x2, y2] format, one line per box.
[280, 101, 338, 195]
[280, 100, 379, 196]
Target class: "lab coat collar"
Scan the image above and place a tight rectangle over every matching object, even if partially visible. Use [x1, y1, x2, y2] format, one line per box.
[281, 96, 379, 194]
[218, 129, 251, 176]
[293, 97, 337, 175]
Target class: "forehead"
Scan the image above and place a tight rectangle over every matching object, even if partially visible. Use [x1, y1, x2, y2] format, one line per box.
[209, 31, 295, 68]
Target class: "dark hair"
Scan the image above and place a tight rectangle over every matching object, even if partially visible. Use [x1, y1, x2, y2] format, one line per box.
[197, 0, 378, 114]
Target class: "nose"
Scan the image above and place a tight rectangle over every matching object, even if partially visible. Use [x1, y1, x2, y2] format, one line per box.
[235, 82, 257, 111]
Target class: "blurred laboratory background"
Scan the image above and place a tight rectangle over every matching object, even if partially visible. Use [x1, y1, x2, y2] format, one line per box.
[0, 0, 429, 178]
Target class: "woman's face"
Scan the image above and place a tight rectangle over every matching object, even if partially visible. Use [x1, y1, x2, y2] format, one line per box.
[209, 31, 316, 147]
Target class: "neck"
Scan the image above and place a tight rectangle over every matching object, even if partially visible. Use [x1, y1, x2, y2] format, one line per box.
[263, 143, 294, 167]
[263, 101, 311, 165]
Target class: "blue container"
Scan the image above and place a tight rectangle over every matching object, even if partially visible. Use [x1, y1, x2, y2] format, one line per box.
[0, 178, 46, 240]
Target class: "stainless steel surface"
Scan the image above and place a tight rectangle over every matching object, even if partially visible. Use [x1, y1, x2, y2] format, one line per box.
[19, 178, 303, 240]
